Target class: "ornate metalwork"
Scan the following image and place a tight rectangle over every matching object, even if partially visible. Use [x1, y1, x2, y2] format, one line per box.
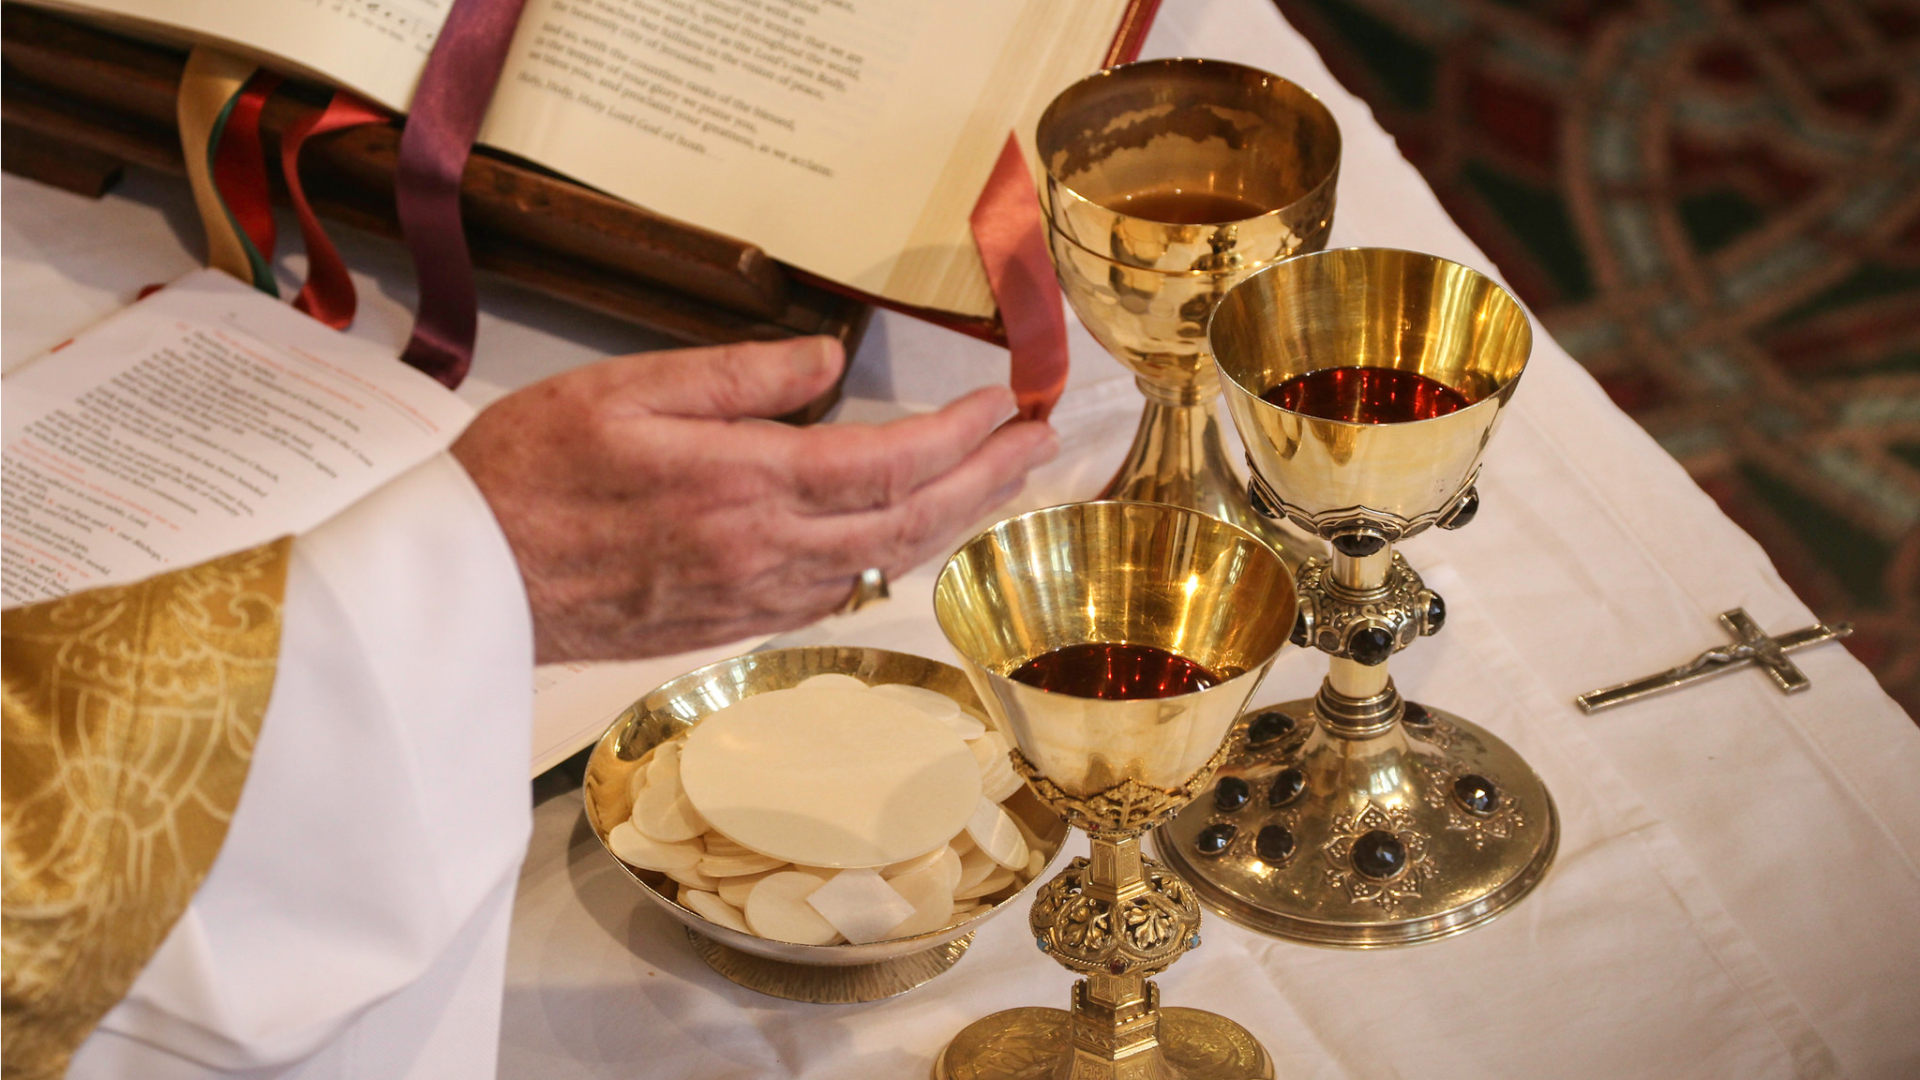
[1031, 857, 1203, 979]
[1292, 550, 1442, 663]
[1011, 743, 1231, 839]
[1419, 762, 1528, 852]
[1321, 802, 1438, 914]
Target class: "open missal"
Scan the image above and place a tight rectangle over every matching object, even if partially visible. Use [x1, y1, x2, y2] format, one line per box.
[1, 269, 472, 605]
[25, 0, 1144, 324]
[1, 269, 758, 774]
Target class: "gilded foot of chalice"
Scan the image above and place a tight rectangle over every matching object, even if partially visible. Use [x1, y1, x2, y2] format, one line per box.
[1037, 58, 1341, 569]
[932, 502, 1295, 1079]
[1157, 249, 1559, 946]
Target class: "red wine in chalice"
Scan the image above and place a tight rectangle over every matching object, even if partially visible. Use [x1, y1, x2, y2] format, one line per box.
[1109, 188, 1272, 225]
[1260, 366, 1470, 424]
[1010, 643, 1223, 700]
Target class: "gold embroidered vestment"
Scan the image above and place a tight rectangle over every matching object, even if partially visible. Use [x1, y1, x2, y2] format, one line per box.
[2, 539, 291, 1079]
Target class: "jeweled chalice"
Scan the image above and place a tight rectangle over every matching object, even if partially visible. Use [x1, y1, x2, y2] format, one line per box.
[1038, 58, 1341, 568]
[932, 501, 1295, 1080]
[1157, 249, 1558, 946]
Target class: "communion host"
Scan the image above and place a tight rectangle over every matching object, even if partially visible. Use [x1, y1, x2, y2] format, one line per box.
[3, 334, 1058, 1079]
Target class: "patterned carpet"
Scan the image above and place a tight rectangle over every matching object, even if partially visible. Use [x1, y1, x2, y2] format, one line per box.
[1273, 0, 1920, 718]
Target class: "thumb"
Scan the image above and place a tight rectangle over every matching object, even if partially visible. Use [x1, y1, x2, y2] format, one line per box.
[627, 336, 844, 419]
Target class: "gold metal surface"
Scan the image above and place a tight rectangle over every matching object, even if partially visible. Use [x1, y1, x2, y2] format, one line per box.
[688, 928, 974, 1003]
[1037, 58, 1341, 569]
[1154, 699, 1557, 946]
[1211, 248, 1532, 538]
[1167, 248, 1559, 947]
[933, 503, 1291, 1080]
[931, 1007, 1273, 1080]
[582, 647, 1068, 1000]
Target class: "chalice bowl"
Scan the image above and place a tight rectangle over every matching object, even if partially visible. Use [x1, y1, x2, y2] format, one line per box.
[932, 502, 1295, 1080]
[1157, 248, 1558, 946]
[1037, 58, 1341, 568]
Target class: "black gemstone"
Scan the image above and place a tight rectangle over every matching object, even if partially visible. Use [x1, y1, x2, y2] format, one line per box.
[1248, 477, 1282, 520]
[1247, 710, 1295, 746]
[1351, 830, 1407, 880]
[1331, 531, 1386, 558]
[1290, 612, 1310, 648]
[1426, 593, 1447, 634]
[1255, 824, 1295, 863]
[1348, 625, 1396, 666]
[1213, 775, 1251, 812]
[1267, 768, 1306, 808]
[1441, 487, 1479, 530]
[1195, 823, 1236, 856]
[1401, 701, 1433, 727]
[1453, 774, 1499, 815]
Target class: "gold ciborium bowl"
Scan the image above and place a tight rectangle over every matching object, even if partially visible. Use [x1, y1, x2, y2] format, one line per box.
[1036, 58, 1340, 567]
[931, 502, 1295, 1080]
[583, 647, 1067, 1003]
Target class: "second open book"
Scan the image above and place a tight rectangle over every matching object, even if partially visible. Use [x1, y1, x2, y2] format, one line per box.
[33, 0, 1141, 323]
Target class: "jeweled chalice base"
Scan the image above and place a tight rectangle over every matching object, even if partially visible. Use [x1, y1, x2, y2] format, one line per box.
[1155, 699, 1558, 947]
[932, 1006, 1273, 1080]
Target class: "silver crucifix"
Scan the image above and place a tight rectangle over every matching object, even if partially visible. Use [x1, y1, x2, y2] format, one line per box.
[1576, 608, 1853, 714]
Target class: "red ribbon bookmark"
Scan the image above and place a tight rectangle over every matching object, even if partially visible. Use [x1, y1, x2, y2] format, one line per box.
[280, 92, 393, 329]
[970, 134, 1069, 422]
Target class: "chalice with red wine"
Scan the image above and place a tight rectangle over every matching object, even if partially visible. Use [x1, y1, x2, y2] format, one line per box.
[1156, 248, 1559, 946]
[932, 501, 1294, 1080]
[1037, 57, 1341, 569]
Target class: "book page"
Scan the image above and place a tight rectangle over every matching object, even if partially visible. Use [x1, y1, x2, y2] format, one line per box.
[27, 0, 447, 111]
[1, 269, 472, 605]
[479, 0, 1026, 312]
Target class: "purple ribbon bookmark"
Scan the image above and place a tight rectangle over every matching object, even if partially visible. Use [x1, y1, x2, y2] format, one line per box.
[395, 0, 527, 389]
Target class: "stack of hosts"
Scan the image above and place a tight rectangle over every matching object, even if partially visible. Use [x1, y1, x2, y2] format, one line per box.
[0, 336, 1060, 1080]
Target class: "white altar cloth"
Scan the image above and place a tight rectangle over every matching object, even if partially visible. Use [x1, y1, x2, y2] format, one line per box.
[5, 0, 1917, 1077]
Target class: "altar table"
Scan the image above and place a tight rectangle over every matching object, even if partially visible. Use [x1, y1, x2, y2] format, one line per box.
[4, 0, 1916, 1077]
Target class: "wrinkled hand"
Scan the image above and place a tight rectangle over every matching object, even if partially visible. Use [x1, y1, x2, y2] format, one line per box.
[452, 336, 1058, 664]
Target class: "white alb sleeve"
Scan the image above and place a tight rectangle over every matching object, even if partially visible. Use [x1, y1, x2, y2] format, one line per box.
[68, 452, 535, 1080]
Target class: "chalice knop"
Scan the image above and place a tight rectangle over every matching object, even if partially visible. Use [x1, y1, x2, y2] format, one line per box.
[1157, 249, 1558, 946]
[932, 502, 1295, 1080]
[1037, 58, 1340, 569]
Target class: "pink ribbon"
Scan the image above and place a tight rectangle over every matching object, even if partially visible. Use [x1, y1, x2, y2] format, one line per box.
[970, 135, 1069, 421]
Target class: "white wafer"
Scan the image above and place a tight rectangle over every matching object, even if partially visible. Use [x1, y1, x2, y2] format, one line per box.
[956, 846, 999, 892]
[956, 866, 1016, 901]
[700, 851, 787, 878]
[717, 868, 782, 907]
[667, 863, 720, 891]
[680, 888, 751, 934]
[744, 871, 842, 945]
[965, 797, 1030, 871]
[805, 868, 917, 944]
[885, 861, 957, 939]
[608, 822, 703, 872]
[632, 741, 709, 842]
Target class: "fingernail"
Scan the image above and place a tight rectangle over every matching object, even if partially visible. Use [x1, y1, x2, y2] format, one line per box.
[792, 337, 839, 379]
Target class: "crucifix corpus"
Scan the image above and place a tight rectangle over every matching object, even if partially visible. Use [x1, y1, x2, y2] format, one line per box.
[1576, 609, 1853, 714]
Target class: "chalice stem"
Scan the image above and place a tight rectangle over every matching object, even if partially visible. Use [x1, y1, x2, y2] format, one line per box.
[1102, 382, 1318, 570]
[1069, 834, 1171, 1077]
[1325, 547, 1394, 704]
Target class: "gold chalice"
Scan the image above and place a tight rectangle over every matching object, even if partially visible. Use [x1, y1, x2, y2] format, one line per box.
[1157, 249, 1558, 946]
[1037, 57, 1341, 569]
[932, 502, 1295, 1080]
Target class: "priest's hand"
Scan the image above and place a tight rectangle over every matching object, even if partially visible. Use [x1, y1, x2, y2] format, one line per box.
[451, 336, 1058, 664]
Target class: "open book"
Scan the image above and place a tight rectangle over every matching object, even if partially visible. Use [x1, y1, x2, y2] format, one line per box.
[1, 268, 757, 774]
[25, 0, 1144, 324]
